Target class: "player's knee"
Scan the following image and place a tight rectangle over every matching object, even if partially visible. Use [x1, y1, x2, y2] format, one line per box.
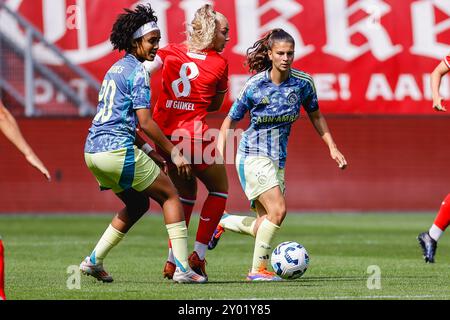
[271, 203, 286, 225]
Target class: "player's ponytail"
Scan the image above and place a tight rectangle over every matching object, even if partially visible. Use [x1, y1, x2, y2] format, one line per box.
[246, 29, 295, 74]
[187, 4, 217, 52]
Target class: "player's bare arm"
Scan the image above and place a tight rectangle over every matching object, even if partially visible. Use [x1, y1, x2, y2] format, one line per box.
[0, 101, 51, 180]
[430, 61, 449, 112]
[136, 108, 191, 179]
[307, 109, 347, 170]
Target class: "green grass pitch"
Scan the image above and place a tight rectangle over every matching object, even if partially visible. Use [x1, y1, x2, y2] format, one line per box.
[1, 213, 450, 300]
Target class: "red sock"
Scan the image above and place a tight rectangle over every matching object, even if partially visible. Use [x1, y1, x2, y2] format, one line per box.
[196, 192, 228, 245]
[433, 193, 450, 231]
[0, 240, 5, 300]
[168, 197, 196, 249]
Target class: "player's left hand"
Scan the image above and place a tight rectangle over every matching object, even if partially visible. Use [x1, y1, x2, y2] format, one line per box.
[330, 148, 347, 170]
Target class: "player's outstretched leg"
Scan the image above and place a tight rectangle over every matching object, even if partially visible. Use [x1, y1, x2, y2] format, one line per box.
[208, 224, 226, 250]
[417, 194, 450, 263]
[208, 212, 267, 250]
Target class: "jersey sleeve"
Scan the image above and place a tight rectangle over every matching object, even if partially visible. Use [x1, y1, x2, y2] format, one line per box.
[131, 65, 151, 110]
[216, 64, 229, 93]
[302, 79, 319, 113]
[228, 83, 251, 121]
[445, 54, 450, 69]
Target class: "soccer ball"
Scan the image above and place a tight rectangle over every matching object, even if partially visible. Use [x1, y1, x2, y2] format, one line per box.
[271, 241, 309, 279]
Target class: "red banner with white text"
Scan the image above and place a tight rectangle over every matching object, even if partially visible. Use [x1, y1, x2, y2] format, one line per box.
[2, 0, 450, 115]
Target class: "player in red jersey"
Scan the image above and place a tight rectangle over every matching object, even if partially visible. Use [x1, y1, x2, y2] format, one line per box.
[0, 99, 51, 300]
[141, 4, 229, 280]
[417, 53, 449, 263]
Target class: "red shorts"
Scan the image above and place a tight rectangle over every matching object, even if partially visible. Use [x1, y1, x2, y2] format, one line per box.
[155, 137, 217, 172]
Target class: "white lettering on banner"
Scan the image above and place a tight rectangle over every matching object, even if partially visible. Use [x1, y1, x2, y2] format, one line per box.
[410, 0, 450, 59]
[2, 0, 112, 65]
[322, 0, 402, 61]
[34, 78, 89, 104]
[1, 0, 447, 66]
[232, 73, 449, 103]
[395, 74, 422, 101]
[233, 0, 313, 59]
[314, 74, 351, 100]
[366, 73, 450, 101]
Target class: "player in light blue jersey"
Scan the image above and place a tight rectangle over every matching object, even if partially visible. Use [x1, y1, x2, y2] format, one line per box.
[80, 4, 206, 284]
[209, 29, 347, 281]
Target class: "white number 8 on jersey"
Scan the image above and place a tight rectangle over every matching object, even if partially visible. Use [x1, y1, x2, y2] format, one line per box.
[171, 62, 199, 98]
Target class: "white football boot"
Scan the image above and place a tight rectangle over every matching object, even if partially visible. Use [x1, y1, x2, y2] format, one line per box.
[79, 256, 113, 283]
[172, 267, 207, 284]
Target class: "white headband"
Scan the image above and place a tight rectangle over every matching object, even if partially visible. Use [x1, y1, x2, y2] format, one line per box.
[133, 21, 159, 39]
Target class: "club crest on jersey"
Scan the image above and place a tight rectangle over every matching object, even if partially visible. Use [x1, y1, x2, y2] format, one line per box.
[287, 92, 299, 105]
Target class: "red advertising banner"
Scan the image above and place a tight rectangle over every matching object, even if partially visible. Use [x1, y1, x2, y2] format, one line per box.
[2, 0, 450, 114]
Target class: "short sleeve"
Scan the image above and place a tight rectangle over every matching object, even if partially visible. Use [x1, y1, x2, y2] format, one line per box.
[302, 80, 319, 113]
[216, 64, 229, 93]
[445, 54, 450, 69]
[228, 84, 251, 121]
[131, 65, 151, 110]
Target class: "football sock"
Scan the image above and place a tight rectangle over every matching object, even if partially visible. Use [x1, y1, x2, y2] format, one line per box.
[251, 218, 280, 273]
[89, 224, 124, 265]
[220, 213, 257, 237]
[429, 224, 444, 242]
[0, 239, 5, 300]
[193, 242, 207, 260]
[167, 197, 195, 263]
[196, 192, 228, 245]
[431, 194, 450, 240]
[180, 197, 195, 227]
[166, 221, 189, 271]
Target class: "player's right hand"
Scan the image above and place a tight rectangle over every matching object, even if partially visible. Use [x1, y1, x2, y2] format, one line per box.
[171, 152, 192, 180]
[433, 97, 447, 112]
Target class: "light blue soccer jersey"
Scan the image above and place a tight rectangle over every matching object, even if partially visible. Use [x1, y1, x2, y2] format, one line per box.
[229, 68, 319, 168]
[85, 54, 150, 153]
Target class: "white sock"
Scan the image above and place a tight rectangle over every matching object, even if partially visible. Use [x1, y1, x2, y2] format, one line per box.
[194, 242, 207, 260]
[166, 221, 189, 270]
[429, 224, 444, 242]
[167, 248, 175, 264]
[251, 218, 280, 273]
[221, 214, 257, 237]
[90, 224, 124, 265]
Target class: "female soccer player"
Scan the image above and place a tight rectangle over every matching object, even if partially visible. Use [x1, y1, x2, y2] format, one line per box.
[141, 4, 230, 280]
[212, 28, 347, 281]
[417, 53, 450, 263]
[79, 4, 205, 284]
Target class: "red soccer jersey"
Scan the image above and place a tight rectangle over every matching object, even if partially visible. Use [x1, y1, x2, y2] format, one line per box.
[445, 54, 450, 69]
[153, 43, 228, 140]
